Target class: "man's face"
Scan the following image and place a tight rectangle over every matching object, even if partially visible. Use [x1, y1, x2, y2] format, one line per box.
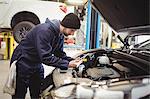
[63, 28, 77, 36]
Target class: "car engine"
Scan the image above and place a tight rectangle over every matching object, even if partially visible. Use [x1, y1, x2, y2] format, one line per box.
[41, 50, 150, 99]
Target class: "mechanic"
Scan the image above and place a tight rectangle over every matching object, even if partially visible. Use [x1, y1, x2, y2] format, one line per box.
[10, 13, 81, 99]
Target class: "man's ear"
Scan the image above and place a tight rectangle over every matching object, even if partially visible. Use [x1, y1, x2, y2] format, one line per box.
[60, 24, 64, 32]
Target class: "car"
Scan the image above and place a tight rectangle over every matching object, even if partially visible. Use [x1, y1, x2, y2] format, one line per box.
[113, 32, 150, 62]
[133, 39, 150, 50]
[0, 0, 67, 43]
[48, 49, 150, 99]
[125, 33, 150, 50]
[124, 33, 150, 62]
[40, 0, 150, 99]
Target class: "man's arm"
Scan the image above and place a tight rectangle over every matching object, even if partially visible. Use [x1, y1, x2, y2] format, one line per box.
[54, 35, 74, 61]
[35, 26, 69, 70]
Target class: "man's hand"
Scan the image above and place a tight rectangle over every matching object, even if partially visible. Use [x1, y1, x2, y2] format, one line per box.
[68, 58, 83, 68]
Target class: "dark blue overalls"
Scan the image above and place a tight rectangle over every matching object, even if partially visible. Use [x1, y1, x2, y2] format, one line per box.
[11, 19, 73, 99]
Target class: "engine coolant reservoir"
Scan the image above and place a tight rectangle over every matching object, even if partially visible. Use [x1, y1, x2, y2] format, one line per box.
[98, 56, 110, 66]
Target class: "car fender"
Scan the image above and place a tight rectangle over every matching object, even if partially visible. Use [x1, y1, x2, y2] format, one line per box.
[1, 0, 67, 28]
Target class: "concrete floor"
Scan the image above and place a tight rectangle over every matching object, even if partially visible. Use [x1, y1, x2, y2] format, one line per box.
[0, 60, 11, 99]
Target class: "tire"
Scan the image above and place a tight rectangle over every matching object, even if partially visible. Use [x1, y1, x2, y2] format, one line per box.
[13, 21, 35, 43]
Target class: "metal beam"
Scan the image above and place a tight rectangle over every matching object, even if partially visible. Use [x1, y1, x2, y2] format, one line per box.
[85, 0, 91, 50]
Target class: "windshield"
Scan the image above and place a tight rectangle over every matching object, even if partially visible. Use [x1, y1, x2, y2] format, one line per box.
[127, 34, 150, 49]
[128, 35, 150, 45]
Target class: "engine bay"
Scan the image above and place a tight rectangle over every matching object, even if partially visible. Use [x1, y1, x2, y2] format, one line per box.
[72, 53, 121, 81]
[52, 49, 150, 86]
[41, 49, 150, 99]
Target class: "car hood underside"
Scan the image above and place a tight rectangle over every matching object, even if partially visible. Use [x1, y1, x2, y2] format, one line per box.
[91, 0, 150, 33]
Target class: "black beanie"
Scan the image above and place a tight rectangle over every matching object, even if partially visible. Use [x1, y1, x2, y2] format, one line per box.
[61, 13, 81, 29]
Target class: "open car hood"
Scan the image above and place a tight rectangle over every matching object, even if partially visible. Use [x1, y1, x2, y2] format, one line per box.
[91, 0, 150, 33]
